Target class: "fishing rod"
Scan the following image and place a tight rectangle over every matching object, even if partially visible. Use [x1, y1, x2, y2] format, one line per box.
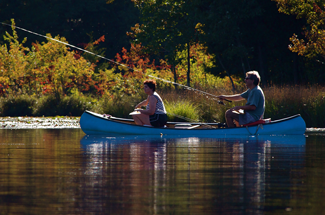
[0, 21, 231, 103]
[1, 22, 232, 125]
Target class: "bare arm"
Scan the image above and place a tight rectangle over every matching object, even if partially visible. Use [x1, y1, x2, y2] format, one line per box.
[218, 94, 256, 111]
[135, 97, 149, 109]
[138, 95, 157, 115]
[218, 94, 245, 102]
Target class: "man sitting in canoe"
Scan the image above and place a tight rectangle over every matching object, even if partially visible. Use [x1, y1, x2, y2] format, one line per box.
[132, 79, 167, 127]
[218, 71, 265, 128]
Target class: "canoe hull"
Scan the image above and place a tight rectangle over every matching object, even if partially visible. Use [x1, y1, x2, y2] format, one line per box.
[80, 111, 306, 136]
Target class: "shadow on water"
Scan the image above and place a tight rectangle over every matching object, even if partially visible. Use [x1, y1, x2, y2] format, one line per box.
[79, 134, 306, 214]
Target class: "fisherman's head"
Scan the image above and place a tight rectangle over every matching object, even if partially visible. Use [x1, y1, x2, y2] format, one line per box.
[245, 71, 260, 86]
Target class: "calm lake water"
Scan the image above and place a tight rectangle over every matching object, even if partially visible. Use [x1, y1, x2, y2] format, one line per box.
[0, 129, 324, 215]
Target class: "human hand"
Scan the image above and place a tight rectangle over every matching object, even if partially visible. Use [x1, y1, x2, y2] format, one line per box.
[232, 106, 241, 111]
[134, 109, 143, 114]
[231, 106, 244, 114]
[218, 95, 225, 100]
[217, 96, 232, 102]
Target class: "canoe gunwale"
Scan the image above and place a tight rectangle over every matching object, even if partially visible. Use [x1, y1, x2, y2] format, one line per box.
[82, 110, 303, 130]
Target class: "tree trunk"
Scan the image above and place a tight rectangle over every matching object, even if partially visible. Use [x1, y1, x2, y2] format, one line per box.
[187, 42, 191, 87]
[172, 65, 177, 90]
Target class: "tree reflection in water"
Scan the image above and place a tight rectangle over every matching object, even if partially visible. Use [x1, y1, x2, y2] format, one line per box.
[80, 135, 306, 215]
[0, 129, 311, 214]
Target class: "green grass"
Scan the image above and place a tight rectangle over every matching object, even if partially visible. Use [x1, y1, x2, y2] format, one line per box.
[98, 93, 142, 118]
[164, 100, 200, 122]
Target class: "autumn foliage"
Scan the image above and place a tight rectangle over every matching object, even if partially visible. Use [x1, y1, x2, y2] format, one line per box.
[0, 20, 236, 101]
[0, 20, 95, 97]
[273, 1, 325, 60]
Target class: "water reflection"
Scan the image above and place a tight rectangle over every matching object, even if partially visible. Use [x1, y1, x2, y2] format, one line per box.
[0, 128, 311, 214]
[80, 135, 306, 214]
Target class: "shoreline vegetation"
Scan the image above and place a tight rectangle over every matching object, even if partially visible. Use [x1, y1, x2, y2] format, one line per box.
[1, 21, 325, 128]
[0, 85, 324, 128]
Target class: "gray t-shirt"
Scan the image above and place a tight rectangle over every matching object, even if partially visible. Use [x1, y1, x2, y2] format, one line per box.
[240, 86, 265, 121]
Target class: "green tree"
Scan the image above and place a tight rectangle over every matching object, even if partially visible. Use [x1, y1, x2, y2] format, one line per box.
[130, 0, 310, 86]
[130, 0, 201, 87]
[0, 20, 30, 95]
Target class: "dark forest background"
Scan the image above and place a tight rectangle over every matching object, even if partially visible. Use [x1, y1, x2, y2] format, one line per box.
[0, 0, 323, 86]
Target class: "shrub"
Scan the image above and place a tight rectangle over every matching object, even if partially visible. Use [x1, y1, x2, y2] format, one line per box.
[33, 92, 95, 116]
[0, 95, 36, 116]
[33, 95, 59, 116]
[57, 94, 94, 116]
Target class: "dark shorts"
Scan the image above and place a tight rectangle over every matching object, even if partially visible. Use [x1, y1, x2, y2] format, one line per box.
[149, 113, 167, 128]
[239, 112, 256, 125]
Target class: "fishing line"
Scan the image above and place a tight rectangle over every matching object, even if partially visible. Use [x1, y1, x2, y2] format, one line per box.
[1, 22, 229, 124]
[0, 22, 226, 101]
[0, 21, 129, 69]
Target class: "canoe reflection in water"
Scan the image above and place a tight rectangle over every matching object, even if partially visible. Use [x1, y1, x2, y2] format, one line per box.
[80, 135, 306, 214]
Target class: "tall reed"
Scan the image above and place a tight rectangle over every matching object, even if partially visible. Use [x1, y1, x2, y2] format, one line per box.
[264, 85, 325, 127]
[160, 85, 325, 127]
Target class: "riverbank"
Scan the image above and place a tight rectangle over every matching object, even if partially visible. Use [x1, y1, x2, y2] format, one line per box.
[0, 116, 324, 134]
[0, 116, 80, 129]
[1, 85, 325, 128]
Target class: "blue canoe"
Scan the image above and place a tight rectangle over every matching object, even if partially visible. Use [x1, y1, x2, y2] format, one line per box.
[80, 110, 306, 136]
